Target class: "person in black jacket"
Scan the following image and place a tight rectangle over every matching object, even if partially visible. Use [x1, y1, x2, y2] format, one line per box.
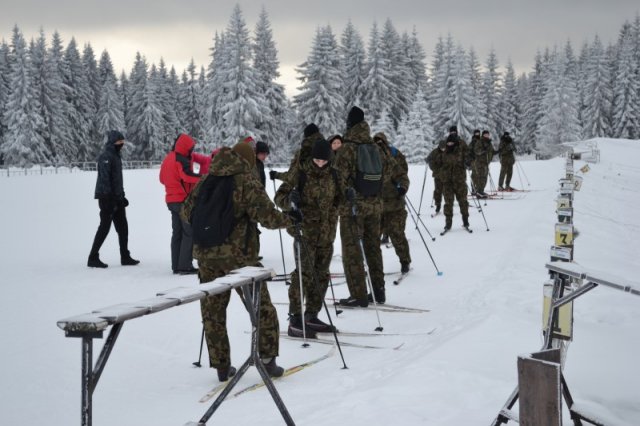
[88, 130, 140, 268]
[255, 141, 269, 187]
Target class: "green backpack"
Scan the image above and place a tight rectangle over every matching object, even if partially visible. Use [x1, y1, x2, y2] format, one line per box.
[354, 143, 383, 196]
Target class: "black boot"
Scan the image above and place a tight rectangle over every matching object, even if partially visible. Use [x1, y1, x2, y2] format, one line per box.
[304, 312, 336, 333]
[367, 288, 386, 304]
[262, 357, 284, 377]
[216, 365, 237, 382]
[87, 254, 108, 268]
[337, 296, 368, 308]
[380, 235, 389, 245]
[401, 262, 410, 274]
[462, 216, 470, 228]
[121, 255, 140, 266]
[288, 314, 318, 338]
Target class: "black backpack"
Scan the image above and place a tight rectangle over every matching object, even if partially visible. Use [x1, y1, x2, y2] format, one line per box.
[191, 175, 236, 248]
[354, 143, 383, 196]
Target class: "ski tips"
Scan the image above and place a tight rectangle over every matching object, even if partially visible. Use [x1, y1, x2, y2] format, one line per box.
[374, 326, 384, 332]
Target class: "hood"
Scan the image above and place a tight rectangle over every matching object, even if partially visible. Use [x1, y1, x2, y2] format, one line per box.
[209, 147, 251, 177]
[373, 132, 389, 146]
[105, 130, 125, 152]
[174, 134, 196, 156]
[344, 121, 372, 144]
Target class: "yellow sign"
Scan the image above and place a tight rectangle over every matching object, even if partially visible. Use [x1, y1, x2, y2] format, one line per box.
[555, 223, 573, 246]
[543, 281, 573, 340]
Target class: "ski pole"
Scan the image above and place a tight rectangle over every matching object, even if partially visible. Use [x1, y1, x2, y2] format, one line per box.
[192, 325, 205, 367]
[404, 197, 436, 241]
[416, 164, 428, 218]
[293, 221, 310, 347]
[272, 178, 289, 284]
[404, 200, 443, 276]
[467, 183, 490, 231]
[515, 160, 530, 187]
[328, 274, 343, 316]
[468, 171, 486, 208]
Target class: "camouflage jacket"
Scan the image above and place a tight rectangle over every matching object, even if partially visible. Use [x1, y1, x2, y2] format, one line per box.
[274, 158, 341, 244]
[426, 141, 447, 180]
[437, 137, 469, 184]
[334, 121, 390, 217]
[376, 139, 410, 211]
[498, 136, 516, 160]
[469, 137, 495, 165]
[274, 130, 324, 182]
[181, 147, 292, 273]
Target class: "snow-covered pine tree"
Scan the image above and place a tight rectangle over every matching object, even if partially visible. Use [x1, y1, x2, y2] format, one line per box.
[0, 40, 11, 162]
[380, 19, 409, 128]
[82, 43, 102, 158]
[467, 47, 486, 132]
[360, 22, 394, 127]
[498, 59, 520, 138]
[203, 31, 225, 150]
[340, 20, 366, 111]
[1, 26, 46, 166]
[430, 34, 455, 136]
[611, 22, 640, 139]
[98, 50, 115, 86]
[294, 25, 345, 136]
[442, 44, 475, 139]
[371, 105, 396, 140]
[395, 87, 434, 163]
[157, 58, 181, 147]
[405, 28, 428, 99]
[536, 48, 582, 158]
[252, 6, 289, 161]
[45, 31, 73, 163]
[481, 48, 502, 138]
[130, 61, 165, 160]
[118, 70, 130, 139]
[520, 51, 546, 155]
[29, 30, 54, 163]
[582, 35, 612, 138]
[96, 73, 124, 140]
[62, 38, 95, 162]
[215, 5, 268, 145]
[182, 60, 205, 144]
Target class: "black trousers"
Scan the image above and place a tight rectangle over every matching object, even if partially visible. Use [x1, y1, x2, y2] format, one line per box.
[89, 198, 129, 257]
[168, 202, 194, 271]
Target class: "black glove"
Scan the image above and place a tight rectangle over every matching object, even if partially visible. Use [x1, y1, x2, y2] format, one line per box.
[397, 186, 407, 196]
[288, 209, 303, 224]
[289, 189, 301, 207]
[346, 187, 356, 203]
[269, 170, 278, 181]
[122, 197, 129, 207]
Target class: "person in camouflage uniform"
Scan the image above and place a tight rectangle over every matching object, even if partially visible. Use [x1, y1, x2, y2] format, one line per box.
[374, 132, 411, 273]
[334, 107, 395, 307]
[269, 123, 324, 183]
[434, 125, 471, 230]
[426, 141, 446, 214]
[469, 130, 495, 198]
[275, 139, 341, 338]
[498, 131, 516, 191]
[181, 142, 294, 382]
[326, 135, 344, 261]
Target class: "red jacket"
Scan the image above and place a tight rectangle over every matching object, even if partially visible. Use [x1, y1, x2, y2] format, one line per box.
[159, 134, 201, 203]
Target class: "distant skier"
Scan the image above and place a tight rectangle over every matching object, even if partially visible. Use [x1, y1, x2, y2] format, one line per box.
[469, 130, 495, 198]
[425, 141, 446, 214]
[436, 125, 471, 232]
[87, 130, 139, 268]
[498, 131, 516, 191]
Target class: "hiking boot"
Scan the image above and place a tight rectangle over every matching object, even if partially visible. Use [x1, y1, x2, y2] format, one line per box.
[462, 216, 470, 228]
[304, 313, 336, 333]
[477, 191, 488, 199]
[401, 262, 410, 274]
[435, 205, 441, 213]
[87, 254, 108, 268]
[367, 288, 386, 304]
[262, 358, 284, 378]
[121, 255, 140, 266]
[338, 296, 368, 308]
[506, 186, 515, 192]
[178, 267, 199, 275]
[380, 235, 390, 245]
[498, 186, 505, 191]
[288, 314, 318, 338]
[216, 365, 237, 382]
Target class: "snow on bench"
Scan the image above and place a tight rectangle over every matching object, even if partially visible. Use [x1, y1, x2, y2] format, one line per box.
[546, 261, 640, 296]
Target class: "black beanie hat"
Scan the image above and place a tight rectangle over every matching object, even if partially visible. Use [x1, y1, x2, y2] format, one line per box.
[482, 130, 490, 136]
[473, 129, 481, 135]
[347, 106, 365, 129]
[448, 125, 458, 133]
[256, 141, 270, 154]
[303, 123, 319, 137]
[311, 139, 331, 161]
[503, 131, 510, 137]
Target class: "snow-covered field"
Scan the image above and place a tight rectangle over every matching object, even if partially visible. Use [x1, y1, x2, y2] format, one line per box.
[1, 138, 638, 425]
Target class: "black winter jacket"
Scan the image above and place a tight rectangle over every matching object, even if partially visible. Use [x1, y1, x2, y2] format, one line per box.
[94, 134, 125, 201]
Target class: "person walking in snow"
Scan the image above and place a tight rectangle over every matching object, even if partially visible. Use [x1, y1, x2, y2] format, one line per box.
[426, 140, 446, 215]
[87, 130, 139, 268]
[181, 142, 297, 382]
[374, 132, 411, 274]
[275, 138, 342, 338]
[437, 125, 471, 231]
[498, 131, 517, 191]
[469, 130, 495, 198]
[159, 133, 202, 275]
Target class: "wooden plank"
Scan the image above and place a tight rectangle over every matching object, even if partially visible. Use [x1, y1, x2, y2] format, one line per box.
[57, 313, 109, 332]
[131, 297, 180, 313]
[155, 287, 208, 304]
[518, 355, 562, 426]
[92, 303, 151, 323]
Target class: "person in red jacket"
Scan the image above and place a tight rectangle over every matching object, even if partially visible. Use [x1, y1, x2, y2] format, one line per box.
[160, 134, 202, 274]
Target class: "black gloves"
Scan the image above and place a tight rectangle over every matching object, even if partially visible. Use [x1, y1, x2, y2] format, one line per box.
[269, 170, 278, 181]
[122, 197, 129, 207]
[289, 189, 301, 207]
[288, 209, 303, 224]
[346, 187, 356, 203]
[397, 187, 407, 196]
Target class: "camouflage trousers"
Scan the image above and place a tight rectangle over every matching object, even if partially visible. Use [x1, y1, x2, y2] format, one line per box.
[433, 176, 443, 209]
[499, 157, 515, 188]
[340, 210, 384, 300]
[471, 161, 489, 193]
[198, 263, 279, 369]
[381, 207, 411, 265]
[443, 179, 469, 228]
[288, 237, 333, 316]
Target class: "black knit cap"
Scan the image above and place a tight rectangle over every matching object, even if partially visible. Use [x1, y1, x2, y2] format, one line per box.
[347, 106, 365, 129]
[449, 125, 458, 133]
[473, 129, 481, 135]
[303, 123, 319, 137]
[311, 139, 331, 161]
[503, 131, 510, 137]
[482, 130, 490, 136]
[256, 141, 270, 154]
[107, 130, 125, 144]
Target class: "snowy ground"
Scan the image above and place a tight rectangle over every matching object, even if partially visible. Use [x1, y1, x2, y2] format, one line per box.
[1, 138, 638, 425]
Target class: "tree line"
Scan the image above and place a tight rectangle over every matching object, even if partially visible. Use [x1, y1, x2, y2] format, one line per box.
[0, 5, 638, 167]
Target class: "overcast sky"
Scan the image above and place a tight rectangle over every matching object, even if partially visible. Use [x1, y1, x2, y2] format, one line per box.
[2, 0, 638, 97]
